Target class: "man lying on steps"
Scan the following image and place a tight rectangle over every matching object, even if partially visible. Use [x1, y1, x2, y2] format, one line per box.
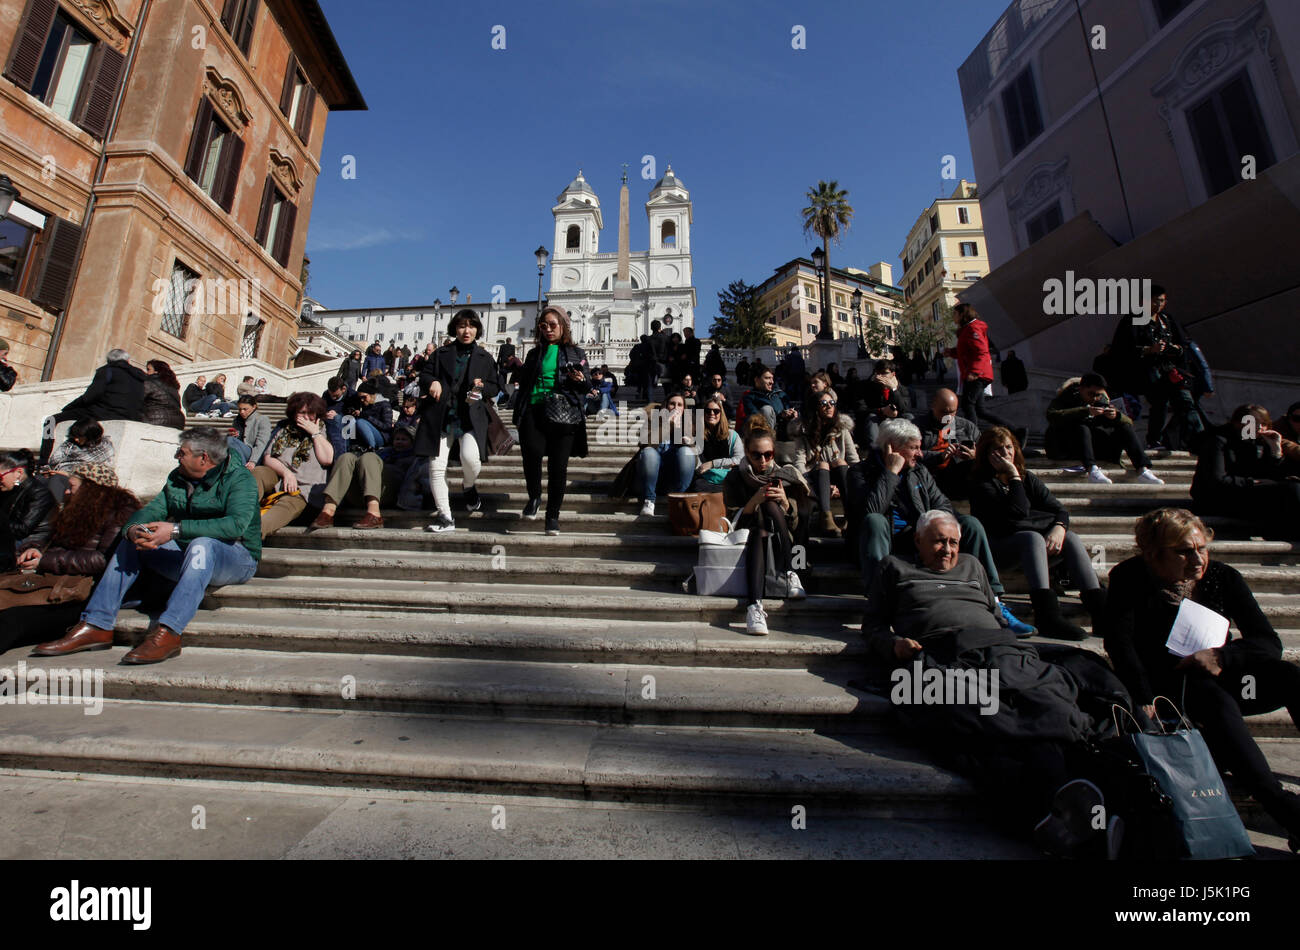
[862, 509, 1132, 858]
[33, 427, 261, 665]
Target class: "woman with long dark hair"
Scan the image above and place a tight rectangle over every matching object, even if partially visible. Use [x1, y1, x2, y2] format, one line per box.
[793, 386, 858, 537]
[415, 308, 500, 532]
[0, 463, 139, 654]
[688, 395, 742, 493]
[0, 449, 54, 572]
[969, 427, 1103, 640]
[511, 306, 589, 535]
[141, 359, 186, 428]
[253, 392, 333, 537]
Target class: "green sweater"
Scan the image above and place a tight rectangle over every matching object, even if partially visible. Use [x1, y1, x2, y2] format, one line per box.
[125, 454, 262, 560]
[529, 344, 559, 405]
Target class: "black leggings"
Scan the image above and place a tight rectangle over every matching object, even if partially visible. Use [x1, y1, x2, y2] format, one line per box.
[0, 601, 87, 655]
[1179, 657, 1300, 837]
[811, 464, 849, 514]
[517, 407, 577, 519]
[745, 500, 792, 602]
[959, 383, 1016, 431]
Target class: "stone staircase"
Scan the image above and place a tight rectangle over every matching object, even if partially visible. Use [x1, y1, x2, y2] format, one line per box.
[5, 406, 1299, 845]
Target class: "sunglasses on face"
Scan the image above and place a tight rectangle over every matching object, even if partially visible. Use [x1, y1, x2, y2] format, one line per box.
[704, 408, 721, 415]
[748, 450, 775, 461]
[819, 399, 836, 407]
[0, 466, 23, 479]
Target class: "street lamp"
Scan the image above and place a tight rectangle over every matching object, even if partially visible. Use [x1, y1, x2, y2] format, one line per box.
[449, 286, 459, 306]
[534, 245, 549, 317]
[0, 175, 18, 220]
[852, 287, 867, 359]
[810, 246, 832, 341]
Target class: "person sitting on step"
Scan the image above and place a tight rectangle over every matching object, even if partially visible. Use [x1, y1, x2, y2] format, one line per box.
[863, 509, 1132, 859]
[226, 395, 272, 471]
[32, 427, 260, 665]
[351, 379, 394, 451]
[1191, 404, 1300, 540]
[1101, 507, 1300, 852]
[40, 418, 116, 504]
[1045, 373, 1164, 485]
[969, 427, 1106, 640]
[313, 426, 422, 529]
[0, 449, 55, 572]
[253, 393, 334, 538]
[634, 393, 698, 517]
[915, 388, 980, 501]
[792, 384, 858, 538]
[721, 415, 811, 635]
[843, 417, 1036, 636]
[687, 395, 742, 494]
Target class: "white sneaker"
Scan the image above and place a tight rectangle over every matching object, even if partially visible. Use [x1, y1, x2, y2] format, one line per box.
[424, 513, 455, 533]
[1135, 468, 1165, 485]
[745, 602, 769, 636]
[1087, 465, 1113, 484]
[640, 500, 655, 517]
[786, 571, 806, 600]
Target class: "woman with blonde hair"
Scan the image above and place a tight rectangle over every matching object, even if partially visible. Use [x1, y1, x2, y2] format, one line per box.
[1102, 507, 1300, 851]
[688, 395, 742, 493]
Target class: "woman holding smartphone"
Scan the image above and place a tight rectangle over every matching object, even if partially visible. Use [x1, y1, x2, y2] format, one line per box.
[512, 306, 590, 535]
[721, 415, 811, 635]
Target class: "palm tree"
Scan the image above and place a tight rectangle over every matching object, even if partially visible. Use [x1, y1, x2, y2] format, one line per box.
[801, 180, 854, 341]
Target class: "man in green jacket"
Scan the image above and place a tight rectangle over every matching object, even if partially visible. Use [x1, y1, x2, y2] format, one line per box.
[34, 427, 261, 664]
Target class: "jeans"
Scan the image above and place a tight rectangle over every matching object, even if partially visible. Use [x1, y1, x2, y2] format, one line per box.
[636, 444, 697, 504]
[81, 536, 258, 635]
[354, 418, 385, 448]
[194, 395, 236, 414]
[859, 512, 1004, 596]
[989, 529, 1099, 592]
[227, 437, 252, 465]
[1049, 421, 1149, 470]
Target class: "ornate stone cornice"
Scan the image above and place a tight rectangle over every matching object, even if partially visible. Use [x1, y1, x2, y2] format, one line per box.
[67, 0, 131, 52]
[268, 147, 302, 198]
[203, 67, 251, 131]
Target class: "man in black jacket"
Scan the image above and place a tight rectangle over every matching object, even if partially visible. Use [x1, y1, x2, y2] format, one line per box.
[915, 388, 979, 500]
[496, 337, 516, 377]
[1001, 350, 1028, 394]
[40, 349, 146, 464]
[845, 418, 1035, 635]
[182, 375, 207, 413]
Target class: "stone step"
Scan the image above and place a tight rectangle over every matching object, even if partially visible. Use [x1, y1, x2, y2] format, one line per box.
[17, 647, 886, 729]
[0, 700, 981, 812]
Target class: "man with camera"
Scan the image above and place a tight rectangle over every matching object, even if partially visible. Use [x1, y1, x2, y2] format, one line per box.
[1045, 373, 1164, 485]
[915, 388, 979, 500]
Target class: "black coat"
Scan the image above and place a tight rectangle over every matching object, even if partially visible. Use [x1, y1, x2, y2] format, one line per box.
[414, 344, 501, 459]
[182, 383, 205, 412]
[496, 343, 516, 368]
[0, 476, 55, 571]
[62, 360, 145, 421]
[968, 470, 1070, 537]
[846, 451, 953, 528]
[1191, 431, 1293, 514]
[140, 376, 185, 428]
[1110, 312, 1191, 396]
[512, 342, 590, 458]
[1000, 356, 1028, 393]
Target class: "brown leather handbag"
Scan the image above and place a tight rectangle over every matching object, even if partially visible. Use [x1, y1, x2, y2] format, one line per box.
[667, 492, 727, 537]
[485, 403, 517, 457]
[0, 572, 94, 610]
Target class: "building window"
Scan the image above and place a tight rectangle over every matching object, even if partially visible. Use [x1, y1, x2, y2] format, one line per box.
[1002, 67, 1044, 155]
[1153, 0, 1191, 27]
[566, 225, 580, 250]
[497, 316, 506, 333]
[837, 311, 847, 322]
[958, 207, 970, 224]
[1187, 71, 1276, 198]
[240, 317, 263, 359]
[0, 215, 39, 295]
[834, 293, 844, 306]
[660, 221, 676, 247]
[1025, 202, 1063, 244]
[161, 260, 197, 339]
[960, 242, 979, 256]
[807, 302, 818, 314]
[253, 178, 297, 268]
[807, 323, 818, 335]
[931, 249, 941, 266]
[278, 54, 317, 142]
[182, 99, 243, 213]
[415, 331, 424, 341]
[929, 213, 939, 235]
[220, 0, 259, 57]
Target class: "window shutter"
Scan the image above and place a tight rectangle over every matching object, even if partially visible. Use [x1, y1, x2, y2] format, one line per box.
[294, 86, 316, 141]
[183, 98, 214, 183]
[273, 200, 297, 268]
[278, 53, 297, 115]
[253, 177, 275, 246]
[30, 216, 84, 312]
[3, 0, 59, 91]
[220, 0, 240, 32]
[72, 43, 126, 139]
[216, 133, 244, 212]
[235, 0, 258, 54]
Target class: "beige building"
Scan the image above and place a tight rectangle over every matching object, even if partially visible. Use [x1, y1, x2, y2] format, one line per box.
[955, 0, 1300, 376]
[0, 0, 364, 383]
[899, 179, 989, 325]
[753, 257, 904, 356]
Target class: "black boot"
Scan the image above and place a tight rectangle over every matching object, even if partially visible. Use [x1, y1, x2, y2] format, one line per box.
[1030, 589, 1089, 641]
[1080, 587, 1107, 637]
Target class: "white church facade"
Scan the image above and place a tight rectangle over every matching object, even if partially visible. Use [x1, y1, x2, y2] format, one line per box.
[544, 168, 697, 344]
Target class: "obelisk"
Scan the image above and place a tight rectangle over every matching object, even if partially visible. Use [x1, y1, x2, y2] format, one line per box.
[610, 164, 637, 340]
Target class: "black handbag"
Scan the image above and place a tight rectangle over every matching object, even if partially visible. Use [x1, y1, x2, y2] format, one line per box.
[543, 349, 585, 427]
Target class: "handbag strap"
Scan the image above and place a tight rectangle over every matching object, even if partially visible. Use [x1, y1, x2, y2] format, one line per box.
[1151, 695, 1194, 734]
[1111, 703, 1145, 736]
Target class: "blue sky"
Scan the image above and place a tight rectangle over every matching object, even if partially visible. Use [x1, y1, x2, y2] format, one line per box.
[307, 0, 1011, 318]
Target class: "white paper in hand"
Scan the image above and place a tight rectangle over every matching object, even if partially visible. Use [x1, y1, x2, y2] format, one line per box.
[1165, 599, 1230, 657]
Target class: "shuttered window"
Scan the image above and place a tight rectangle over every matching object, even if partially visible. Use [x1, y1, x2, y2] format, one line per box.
[279, 51, 314, 141]
[220, 0, 259, 57]
[1002, 67, 1044, 156]
[182, 98, 244, 213]
[29, 215, 82, 312]
[252, 177, 297, 268]
[2, 1, 126, 138]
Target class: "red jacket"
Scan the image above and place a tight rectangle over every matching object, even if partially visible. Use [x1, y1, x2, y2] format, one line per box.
[956, 318, 994, 382]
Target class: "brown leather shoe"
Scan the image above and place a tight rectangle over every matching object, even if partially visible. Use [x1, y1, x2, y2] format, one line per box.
[311, 509, 335, 528]
[31, 621, 114, 657]
[121, 624, 182, 665]
[352, 512, 383, 529]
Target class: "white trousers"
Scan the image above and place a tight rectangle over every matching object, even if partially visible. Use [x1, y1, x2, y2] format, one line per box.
[428, 431, 482, 517]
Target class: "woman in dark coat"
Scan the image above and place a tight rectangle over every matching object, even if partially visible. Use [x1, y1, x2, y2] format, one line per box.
[512, 305, 589, 535]
[0, 462, 139, 654]
[415, 308, 500, 532]
[141, 359, 186, 428]
[0, 449, 54, 573]
[1102, 507, 1300, 852]
[1191, 404, 1299, 540]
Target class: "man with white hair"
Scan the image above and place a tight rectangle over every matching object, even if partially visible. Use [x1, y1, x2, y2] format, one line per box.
[845, 417, 1036, 635]
[39, 348, 147, 464]
[862, 509, 1131, 859]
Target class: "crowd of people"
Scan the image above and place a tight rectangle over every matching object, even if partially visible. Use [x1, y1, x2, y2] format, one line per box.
[1, 297, 1298, 860]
